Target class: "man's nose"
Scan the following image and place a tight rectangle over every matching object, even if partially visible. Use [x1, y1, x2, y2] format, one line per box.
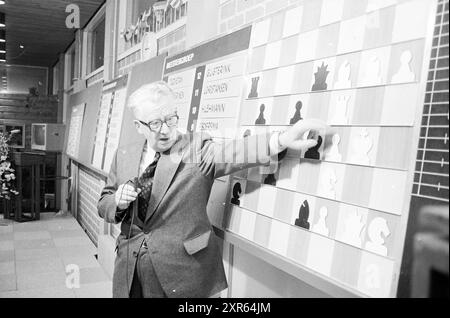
[159, 122, 170, 134]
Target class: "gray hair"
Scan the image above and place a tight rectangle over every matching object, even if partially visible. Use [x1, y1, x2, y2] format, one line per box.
[127, 81, 176, 113]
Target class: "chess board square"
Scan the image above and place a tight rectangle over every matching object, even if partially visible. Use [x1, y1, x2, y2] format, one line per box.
[253, 215, 273, 248]
[300, 0, 323, 33]
[337, 16, 366, 55]
[247, 166, 264, 183]
[362, 210, 400, 258]
[249, 45, 267, 73]
[296, 30, 319, 63]
[380, 83, 420, 126]
[346, 126, 381, 167]
[369, 168, 408, 215]
[292, 62, 315, 94]
[239, 99, 259, 125]
[311, 57, 336, 92]
[335, 203, 369, 248]
[268, 220, 291, 256]
[352, 87, 385, 125]
[333, 52, 361, 90]
[241, 180, 260, 212]
[263, 40, 282, 70]
[392, 0, 434, 43]
[327, 90, 356, 126]
[363, 6, 396, 50]
[319, 0, 345, 26]
[279, 36, 299, 67]
[306, 233, 335, 276]
[316, 23, 341, 59]
[270, 96, 291, 125]
[283, 5, 303, 38]
[297, 159, 322, 194]
[388, 39, 426, 85]
[251, 18, 271, 48]
[312, 198, 341, 239]
[287, 225, 312, 265]
[357, 46, 392, 87]
[274, 65, 296, 96]
[330, 241, 363, 287]
[322, 126, 350, 164]
[286, 94, 310, 125]
[227, 205, 242, 233]
[238, 209, 257, 241]
[259, 69, 278, 98]
[307, 91, 331, 122]
[277, 159, 301, 191]
[366, 0, 397, 12]
[357, 251, 395, 297]
[256, 184, 278, 218]
[375, 127, 413, 170]
[341, 164, 374, 207]
[273, 188, 295, 224]
[316, 162, 346, 201]
[268, 11, 285, 43]
[342, 0, 368, 20]
[291, 192, 317, 228]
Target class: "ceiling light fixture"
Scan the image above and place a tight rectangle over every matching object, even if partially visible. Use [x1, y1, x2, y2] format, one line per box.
[0, 29, 5, 42]
[0, 41, 5, 53]
[0, 12, 5, 27]
[0, 52, 5, 62]
[0, 1, 5, 5]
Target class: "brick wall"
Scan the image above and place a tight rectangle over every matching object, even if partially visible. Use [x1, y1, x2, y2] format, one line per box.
[219, 0, 300, 35]
[78, 167, 106, 246]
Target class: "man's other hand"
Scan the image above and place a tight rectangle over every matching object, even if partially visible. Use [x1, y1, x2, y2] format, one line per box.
[279, 118, 328, 151]
[115, 184, 141, 210]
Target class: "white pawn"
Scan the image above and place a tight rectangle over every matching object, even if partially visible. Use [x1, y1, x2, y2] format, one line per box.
[392, 50, 415, 84]
[350, 128, 373, 165]
[365, 217, 391, 256]
[334, 61, 352, 89]
[362, 55, 382, 86]
[331, 95, 350, 125]
[312, 206, 329, 236]
[325, 134, 342, 162]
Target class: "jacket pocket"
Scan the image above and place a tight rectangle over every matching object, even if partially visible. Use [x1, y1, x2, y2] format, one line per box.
[183, 230, 211, 255]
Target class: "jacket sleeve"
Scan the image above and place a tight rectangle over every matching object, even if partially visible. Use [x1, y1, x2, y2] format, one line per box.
[97, 150, 123, 224]
[197, 132, 274, 179]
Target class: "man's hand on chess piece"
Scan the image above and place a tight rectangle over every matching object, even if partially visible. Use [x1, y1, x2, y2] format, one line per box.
[278, 118, 328, 151]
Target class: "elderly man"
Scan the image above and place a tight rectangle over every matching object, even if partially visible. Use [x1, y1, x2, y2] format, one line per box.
[98, 81, 326, 298]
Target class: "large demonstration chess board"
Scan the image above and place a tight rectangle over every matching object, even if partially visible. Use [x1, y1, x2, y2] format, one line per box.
[164, 0, 439, 298]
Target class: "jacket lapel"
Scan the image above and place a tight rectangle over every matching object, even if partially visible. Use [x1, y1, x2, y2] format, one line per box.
[144, 133, 188, 224]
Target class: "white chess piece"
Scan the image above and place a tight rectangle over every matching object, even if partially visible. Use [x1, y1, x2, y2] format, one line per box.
[320, 168, 337, 199]
[334, 61, 352, 89]
[365, 217, 391, 256]
[392, 50, 415, 84]
[341, 208, 365, 247]
[350, 128, 373, 165]
[312, 206, 329, 236]
[362, 55, 382, 86]
[325, 134, 342, 162]
[331, 95, 350, 125]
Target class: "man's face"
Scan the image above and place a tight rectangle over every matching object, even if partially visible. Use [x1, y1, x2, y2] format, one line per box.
[133, 95, 179, 153]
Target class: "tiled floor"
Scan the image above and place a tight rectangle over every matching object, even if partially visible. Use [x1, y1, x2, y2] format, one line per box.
[0, 212, 112, 298]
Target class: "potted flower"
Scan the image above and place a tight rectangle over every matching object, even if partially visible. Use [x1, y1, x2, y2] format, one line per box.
[0, 131, 19, 201]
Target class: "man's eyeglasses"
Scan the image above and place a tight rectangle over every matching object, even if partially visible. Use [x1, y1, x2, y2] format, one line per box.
[139, 114, 179, 132]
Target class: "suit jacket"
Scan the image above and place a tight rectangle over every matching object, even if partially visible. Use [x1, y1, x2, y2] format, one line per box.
[97, 131, 273, 298]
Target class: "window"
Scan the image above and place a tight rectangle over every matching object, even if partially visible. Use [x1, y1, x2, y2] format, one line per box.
[89, 16, 105, 73]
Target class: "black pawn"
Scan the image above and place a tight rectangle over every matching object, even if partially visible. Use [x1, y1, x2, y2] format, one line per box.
[295, 200, 310, 230]
[312, 62, 330, 91]
[290, 101, 303, 125]
[264, 174, 276, 186]
[248, 76, 260, 98]
[255, 104, 266, 125]
[230, 183, 242, 206]
[304, 135, 323, 160]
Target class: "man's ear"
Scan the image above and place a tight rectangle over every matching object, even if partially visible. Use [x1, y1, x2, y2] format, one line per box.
[133, 120, 143, 133]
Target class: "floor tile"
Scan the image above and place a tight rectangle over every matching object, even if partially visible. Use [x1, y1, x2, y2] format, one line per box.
[0, 261, 15, 275]
[79, 267, 110, 285]
[49, 229, 86, 239]
[14, 231, 52, 240]
[14, 286, 76, 298]
[0, 240, 14, 251]
[61, 255, 101, 269]
[74, 281, 112, 298]
[53, 236, 94, 247]
[16, 257, 65, 276]
[15, 248, 60, 261]
[14, 239, 55, 250]
[16, 271, 67, 290]
[0, 274, 17, 292]
[56, 244, 97, 257]
[0, 250, 14, 262]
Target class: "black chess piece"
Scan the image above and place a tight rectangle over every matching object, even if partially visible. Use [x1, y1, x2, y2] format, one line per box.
[295, 200, 310, 230]
[243, 129, 252, 138]
[255, 104, 266, 125]
[304, 135, 323, 160]
[263, 149, 287, 186]
[230, 182, 242, 205]
[312, 62, 330, 91]
[290, 101, 303, 125]
[248, 76, 260, 98]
